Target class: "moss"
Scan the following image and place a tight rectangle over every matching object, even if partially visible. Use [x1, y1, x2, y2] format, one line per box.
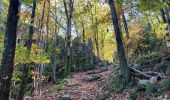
[145, 83, 156, 95]
[47, 79, 68, 93]
[156, 79, 170, 95]
[111, 73, 125, 93]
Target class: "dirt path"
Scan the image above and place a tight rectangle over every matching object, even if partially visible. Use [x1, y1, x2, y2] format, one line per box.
[38, 67, 131, 100]
[61, 69, 111, 100]
[40, 68, 111, 100]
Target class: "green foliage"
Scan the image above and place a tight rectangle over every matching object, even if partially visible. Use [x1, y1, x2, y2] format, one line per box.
[22, 0, 34, 5]
[145, 83, 156, 95]
[156, 79, 170, 95]
[111, 73, 125, 93]
[137, 0, 165, 12]
[129, 92, 139, 100]
[0, 43, 3, 62]
[0, 43, 50, 65]
[134, 32, 166, 56]
[14, 44, 50, 65]
[56, 79, 68, 90]
[47, 79, 68, 93]
[15, 45, 30, 65]
[0, 32, 4, 39]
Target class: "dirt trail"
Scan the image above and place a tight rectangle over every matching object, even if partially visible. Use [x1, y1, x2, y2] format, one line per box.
[40, 68, 111, 100]
[37, 67, 130, 100]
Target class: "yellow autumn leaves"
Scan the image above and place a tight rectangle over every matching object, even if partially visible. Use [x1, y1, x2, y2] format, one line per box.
[14, 44, 50, 66]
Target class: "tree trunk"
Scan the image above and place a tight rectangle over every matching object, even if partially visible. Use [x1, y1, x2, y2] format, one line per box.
[82, 21, 86, 70]
[45, 0, 50, 52]
[16, 0, 37, 100]
[38, 0, 46, 97]
[82, 21, 85, 53]
[164, 8, 170, 35]
[0, 0, 20, 99]
[122, 12, 130, 39]
[63, 0, 73, 77]
[160, 9, 167, 23]
[109, 0, 130, 82]
[16, 64, 29, 100]
[101, 31, 105, 60]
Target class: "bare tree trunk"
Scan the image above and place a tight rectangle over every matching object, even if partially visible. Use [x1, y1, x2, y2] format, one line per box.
[0, 0, 20, 99]
[109, 0, 130, 82]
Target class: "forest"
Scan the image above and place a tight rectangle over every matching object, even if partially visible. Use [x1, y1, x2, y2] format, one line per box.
[0, 0, 170, 100]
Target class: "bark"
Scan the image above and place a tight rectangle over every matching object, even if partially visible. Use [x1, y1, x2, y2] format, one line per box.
[160, 9, 167, 23]
[101, 31, 106, 60]
[82, 21, 85, 53]
[16, 0, 37, 100]
[164, 8, 170, 35]
[51, 0, 58, 83]
[122, 12, 130, 39]
[63, 0, 73, 77]
[39, 0, 46, 43]
[54, 0, 57, 36]
[95, 24, 99, 60]
[82, 20, 86, 70]
[91, 16, 99, 64]
[109, 0, 130, 82]
[38, 0, 47, 97]
[45, 0, 50, 52]
[94, 5, 99, 62]
[0, 0, 20, 99]
[16, 64, 29, 100]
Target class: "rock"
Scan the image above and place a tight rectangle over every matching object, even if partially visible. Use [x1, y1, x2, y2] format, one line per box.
[164, 93, 170, 100]
[61, 94, 70, 100]
[83, 75, 101, 82]
[149, 76, 157, 83]
[138, 79, 149, 86]
[106, 65, 114, 72]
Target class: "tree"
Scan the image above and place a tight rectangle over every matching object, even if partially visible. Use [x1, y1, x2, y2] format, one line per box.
[160, 9, 167, 23]
[63, 0, 74, 77]
[0, 0, 20, 99]
[108, 0, 130, 82]
[16, 0, 37, 100]
[164, 7, 170, 35]
[122, 12, 130, 39]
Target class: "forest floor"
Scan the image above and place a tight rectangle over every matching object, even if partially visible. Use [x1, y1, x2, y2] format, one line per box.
[34, 66, 137, 100]
[28, 66, 170, 100]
